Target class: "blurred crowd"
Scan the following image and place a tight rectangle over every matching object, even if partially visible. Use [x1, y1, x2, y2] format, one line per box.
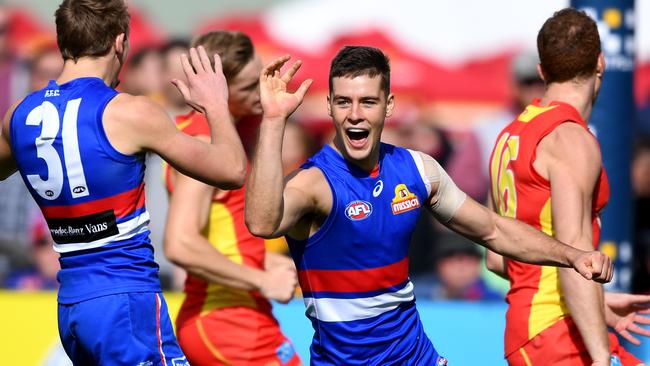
[1, 4, 650, 302]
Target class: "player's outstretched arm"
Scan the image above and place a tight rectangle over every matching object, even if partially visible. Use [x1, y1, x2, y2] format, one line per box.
[245, 55, 316, 239]
[539, 123, 612, 364]
[164, 168, 297, 303]
[484, 198, 509, 279]
[104, 46, 246, 189]
[0, 101, 21, 180]
[416, 151, 612, 282]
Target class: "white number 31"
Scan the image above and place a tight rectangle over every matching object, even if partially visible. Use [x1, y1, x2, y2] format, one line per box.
[25, 98, 89, 200]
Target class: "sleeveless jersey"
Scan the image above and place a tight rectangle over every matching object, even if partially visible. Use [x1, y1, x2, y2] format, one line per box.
[10, 78, 157, 303]
[165, 111, 271, 315]
[488, 99, 610, 356]
[286, 143, 442, 365]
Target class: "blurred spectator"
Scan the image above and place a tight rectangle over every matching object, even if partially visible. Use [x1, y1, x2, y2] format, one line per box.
[0, 33, 60, 285]
[121, 46, 164, 99]
[0, 5, 29, 117]
[28, 41, 63, 91]
[413, 233, 502, 301]
[632, 138, 650, 294]
[159, 38, 191, 117]
[472, 50, 545, 201]
[3, 211, 58, 290]
[445, 130, 486, 201]
[398, 120, 454, 276]
[399, 120, 452, 167]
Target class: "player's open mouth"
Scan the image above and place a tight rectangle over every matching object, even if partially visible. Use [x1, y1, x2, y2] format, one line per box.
[346, 127, 369, 149]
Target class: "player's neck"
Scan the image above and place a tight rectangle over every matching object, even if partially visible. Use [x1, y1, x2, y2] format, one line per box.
[540, 80, 595, 122]
[56, 56, 118, 87]
[329, 140, 380, 173]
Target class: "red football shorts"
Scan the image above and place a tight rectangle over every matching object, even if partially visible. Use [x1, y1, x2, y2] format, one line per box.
[176, 306, 301, 366]
[506, 317, 641, 366]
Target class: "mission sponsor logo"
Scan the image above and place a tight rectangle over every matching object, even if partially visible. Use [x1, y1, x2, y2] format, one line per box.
[345, 200, 373, 221]
[391, 184, 420, 215]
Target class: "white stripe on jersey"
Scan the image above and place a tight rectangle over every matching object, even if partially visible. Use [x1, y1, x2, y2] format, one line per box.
[53, 211, 151, 253]
[304, 281, 415, 322]
[407, 149, 432, 197]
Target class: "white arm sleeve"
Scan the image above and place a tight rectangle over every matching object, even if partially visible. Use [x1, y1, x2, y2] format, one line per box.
[409, 150, 467, 222]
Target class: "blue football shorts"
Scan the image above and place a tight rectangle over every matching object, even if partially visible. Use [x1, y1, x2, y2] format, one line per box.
[58, 292, 189, 365]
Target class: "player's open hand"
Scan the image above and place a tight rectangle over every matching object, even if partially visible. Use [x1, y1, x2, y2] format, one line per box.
[571, 250, 612, 283]
[260, 263, 298, 304]
[260, 55, 312, 123]
[171, 45, 229, 116]
[605, 292, 650, 345]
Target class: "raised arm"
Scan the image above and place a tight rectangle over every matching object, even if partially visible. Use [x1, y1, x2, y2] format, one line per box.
[244, 55, 317, 238]
[536, 123, 610, 364]
[416, 151, 612, 282]
[0, 101, 21, 180]
[104, 46, 246, 189]
[164, 167, 297, 303]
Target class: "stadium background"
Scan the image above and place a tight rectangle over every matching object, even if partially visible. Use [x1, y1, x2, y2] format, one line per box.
[1, 0, 649, 364]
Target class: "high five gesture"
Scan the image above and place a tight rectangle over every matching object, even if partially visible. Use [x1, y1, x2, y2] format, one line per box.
[260, 55, 312, 123]
[171, 45, 229, 116]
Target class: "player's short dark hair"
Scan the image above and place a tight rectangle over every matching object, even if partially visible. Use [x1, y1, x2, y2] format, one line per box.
[537, 8, 601, 83]
[55, 0, 130, 62]
[191, 31, 255, 82]
[329, 46, 390, 96]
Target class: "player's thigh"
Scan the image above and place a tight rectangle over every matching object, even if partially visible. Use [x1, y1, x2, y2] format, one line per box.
[177, 306, 301, 365]
[71, 292, 188, 365]
[506, 320, 590, 366]
[58, 303, 93, 365]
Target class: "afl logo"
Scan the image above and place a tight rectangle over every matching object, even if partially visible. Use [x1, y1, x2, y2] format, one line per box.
[345, 200, 373, 221]
[73, 186, 86, 194]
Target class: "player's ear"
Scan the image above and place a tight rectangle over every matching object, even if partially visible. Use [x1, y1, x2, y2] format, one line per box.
[596, 53, 605, 77]
[114, 33, 128, 61]
[536, 63, 547, 83]
[327, 95, 332, 117]
[385, 93, 395, 118]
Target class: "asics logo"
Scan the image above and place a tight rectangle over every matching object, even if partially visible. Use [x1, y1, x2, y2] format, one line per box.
[373, 180, 383, 197]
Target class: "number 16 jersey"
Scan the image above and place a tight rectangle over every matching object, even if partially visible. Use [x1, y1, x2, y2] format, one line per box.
[10, 77, 158, 304]
[488, 98, 610, 357]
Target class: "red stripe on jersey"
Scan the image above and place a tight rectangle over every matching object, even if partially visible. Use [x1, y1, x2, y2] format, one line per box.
[41, 183, 145, 220]
[299, 257, 409, 293]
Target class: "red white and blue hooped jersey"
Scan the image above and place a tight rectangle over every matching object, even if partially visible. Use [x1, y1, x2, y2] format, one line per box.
[10, 78, 159, 304]
[286, 143, 446, 365]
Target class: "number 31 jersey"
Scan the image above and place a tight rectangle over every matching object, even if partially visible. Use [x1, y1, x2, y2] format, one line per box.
[10, 77, 159, 304]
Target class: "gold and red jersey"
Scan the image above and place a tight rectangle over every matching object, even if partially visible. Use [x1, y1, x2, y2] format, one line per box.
[488, 99, 610, 357]
[164, 111, 281, 317]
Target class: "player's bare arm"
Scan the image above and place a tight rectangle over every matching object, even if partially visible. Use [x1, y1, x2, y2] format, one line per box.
[164, 167, 297, 303]
[485, 198, 509, 279]
[417, 151, 612, 282]
[536, 122, 611, 364]
[245, 55, 317, 238]
[0, 101, 22, 180]
[104, 46, 246, 189]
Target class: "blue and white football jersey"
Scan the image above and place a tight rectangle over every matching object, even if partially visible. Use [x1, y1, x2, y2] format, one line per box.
[10, 77, 159, 303]
[286, 143, 447, 365]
